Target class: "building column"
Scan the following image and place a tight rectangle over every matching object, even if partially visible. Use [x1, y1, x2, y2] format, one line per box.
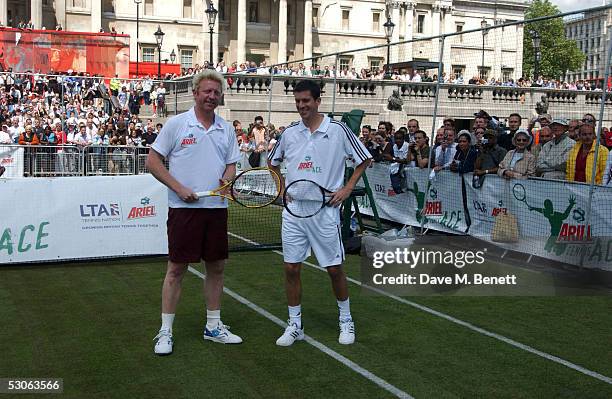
[91, 0, 101, 32]
[404, 2, 415, 62]
[55, 0, 66, 30]
[304, 0, 313, 67]
[493, 18, 503, 81]
[277, 0, 287, 64]
[237, 0, 246, 64]
[31, 0, 42, 29]
[431, 3, 441, 62]
[390, 2, 400, 63]
[212, 0, 219, 64]
[442, 6, 453, 76]
[0, 0, 7, 26]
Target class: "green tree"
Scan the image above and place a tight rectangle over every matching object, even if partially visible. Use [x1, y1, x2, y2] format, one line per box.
[522, 0, 585, 81]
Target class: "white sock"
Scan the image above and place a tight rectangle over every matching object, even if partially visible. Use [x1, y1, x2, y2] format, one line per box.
[288, 305, 302, 328]
[161, 313, 175, 332]
[337, 298, 351, 321]
[206, 309, 221, 330]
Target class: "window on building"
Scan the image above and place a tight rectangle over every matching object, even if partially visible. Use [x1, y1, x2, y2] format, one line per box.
[183, 0, 192, 19]
[288, 3, 293, 26]
[144, 0, 153, 15]
[456, 24, 463, 42]
[248, 1, 258, 23]
[71, 0, 86, 7]
[219, 0, 227, 21]
[372, 12, 380, 32]
[480, 67, 491, 80]
[417, 15, 425, 34]
[502, 68, 513, 82]
[142, 47, 155, 62]
[313, 7, 319, 28]
[342, 10, 350, 30]
[369, 57, 383, 72]
[452, 65, 465, 77]
[180, 49, 194, 69]
[339, 57, 352, 71]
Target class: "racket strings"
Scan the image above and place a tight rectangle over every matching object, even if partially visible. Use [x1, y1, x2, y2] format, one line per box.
[231, 169, 281, 207]
[284, 180, 326, 218]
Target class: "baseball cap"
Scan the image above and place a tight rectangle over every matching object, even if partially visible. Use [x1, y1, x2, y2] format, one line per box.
[538, 114, 552, 122]
[483, 129, 497, 137]
[550, 118, 568, 126]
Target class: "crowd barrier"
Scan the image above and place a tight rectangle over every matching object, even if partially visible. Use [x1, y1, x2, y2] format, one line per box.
[358, 163, 612, 271]
[0, 145, 170, 177]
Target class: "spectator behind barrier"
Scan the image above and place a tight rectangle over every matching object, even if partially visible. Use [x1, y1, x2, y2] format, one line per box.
[531, 126, 552, 159]
[604, 150, 612, 186]
[474, 129, 507, 177]
[566, 123, 609, 184]
[407, 130, 429, 168]
[450, 131, 478, 174]
[385, 131, 409, 194]
[535, 119, 575, 180]
[433, 128, 456, 171]
[498, 129, 536, 179]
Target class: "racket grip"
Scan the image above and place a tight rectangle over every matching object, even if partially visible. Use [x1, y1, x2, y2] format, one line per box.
[195, 191, 212, 198]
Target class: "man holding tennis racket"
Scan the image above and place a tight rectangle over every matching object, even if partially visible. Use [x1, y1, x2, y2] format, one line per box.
[146, 70, 243, 355]
[268, 80, 372, 346]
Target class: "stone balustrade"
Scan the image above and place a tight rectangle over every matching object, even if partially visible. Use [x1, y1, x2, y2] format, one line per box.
[167, 74, 612, 131]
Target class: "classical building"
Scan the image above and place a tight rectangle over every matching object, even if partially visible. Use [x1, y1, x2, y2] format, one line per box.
[4, 0, 527, 79]
[564, 6, 612, 83]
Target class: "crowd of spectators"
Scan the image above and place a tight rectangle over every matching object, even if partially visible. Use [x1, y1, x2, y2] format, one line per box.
[0, 71, 168, 176]
[359, 110, 612, 192]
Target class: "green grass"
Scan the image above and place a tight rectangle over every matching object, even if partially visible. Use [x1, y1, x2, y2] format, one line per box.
[1, 252, 611, 398]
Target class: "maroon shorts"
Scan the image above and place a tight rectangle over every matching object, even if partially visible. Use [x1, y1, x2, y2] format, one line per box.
[167, 208, 228, 263]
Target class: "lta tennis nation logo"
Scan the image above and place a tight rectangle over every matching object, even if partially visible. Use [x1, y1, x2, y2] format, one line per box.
[512, 183, 591, 256]
[127, 197, 157, 220]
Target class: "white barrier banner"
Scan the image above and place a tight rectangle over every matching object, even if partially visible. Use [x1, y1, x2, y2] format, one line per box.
[356, 163, 612, 271]
[356, 164, 467, 234]
[0, 146, 24, 178]
[0, 175, 168, 264]
[464, 174, 612, 270]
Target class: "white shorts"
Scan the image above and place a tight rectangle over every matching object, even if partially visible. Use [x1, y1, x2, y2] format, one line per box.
[281, 206, 345, 268]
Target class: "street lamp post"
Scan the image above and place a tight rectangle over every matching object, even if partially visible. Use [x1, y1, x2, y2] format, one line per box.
[480, 18, 489, 81]
[532, 30, 541, 83]
[205, 3, 218, 68]
[154, 25, 165, 79]
[134, 0, 142, 77]
[383, 16, 395, 79]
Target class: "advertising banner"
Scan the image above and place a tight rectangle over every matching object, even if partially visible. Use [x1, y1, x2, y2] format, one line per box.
[0, 145, 24, 178]
[0, 175, 167, 264]
[357, 163, 612, 271]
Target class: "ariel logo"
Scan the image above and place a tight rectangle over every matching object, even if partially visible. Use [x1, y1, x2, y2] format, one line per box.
[572, 208, 585, 223]
[141, 197, 151, 206]
[304, 155, 311, 161]
[429, 187, 438, 200]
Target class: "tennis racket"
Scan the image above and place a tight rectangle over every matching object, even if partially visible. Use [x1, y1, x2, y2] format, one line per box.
[195, 167, 281, 208]
[283, 179, 334, 218]
[512, 183, 527, 203]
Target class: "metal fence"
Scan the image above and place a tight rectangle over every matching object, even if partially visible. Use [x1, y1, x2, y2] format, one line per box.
[0, 145, 165, 177]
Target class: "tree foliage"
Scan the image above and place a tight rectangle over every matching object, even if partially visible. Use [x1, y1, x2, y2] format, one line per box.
[522, 0, 586, 80]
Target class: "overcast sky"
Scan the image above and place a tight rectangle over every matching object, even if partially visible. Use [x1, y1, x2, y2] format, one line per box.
[552, 0, 609, 12]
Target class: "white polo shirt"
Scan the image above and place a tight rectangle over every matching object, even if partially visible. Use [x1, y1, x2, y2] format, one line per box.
[268, 115, 371, 191]
[152, 107, 241, 208]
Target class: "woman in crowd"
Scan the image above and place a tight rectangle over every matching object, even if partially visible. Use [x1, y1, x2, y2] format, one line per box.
[497, 129, 536, 179]
[450, 131, 479, 174]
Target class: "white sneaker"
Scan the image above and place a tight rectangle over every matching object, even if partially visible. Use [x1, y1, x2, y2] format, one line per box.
[276, 321, 304, 346]
[153, 329, 173, 355]
[203, 321, 243, 344]
[338, 318, 355, 345]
